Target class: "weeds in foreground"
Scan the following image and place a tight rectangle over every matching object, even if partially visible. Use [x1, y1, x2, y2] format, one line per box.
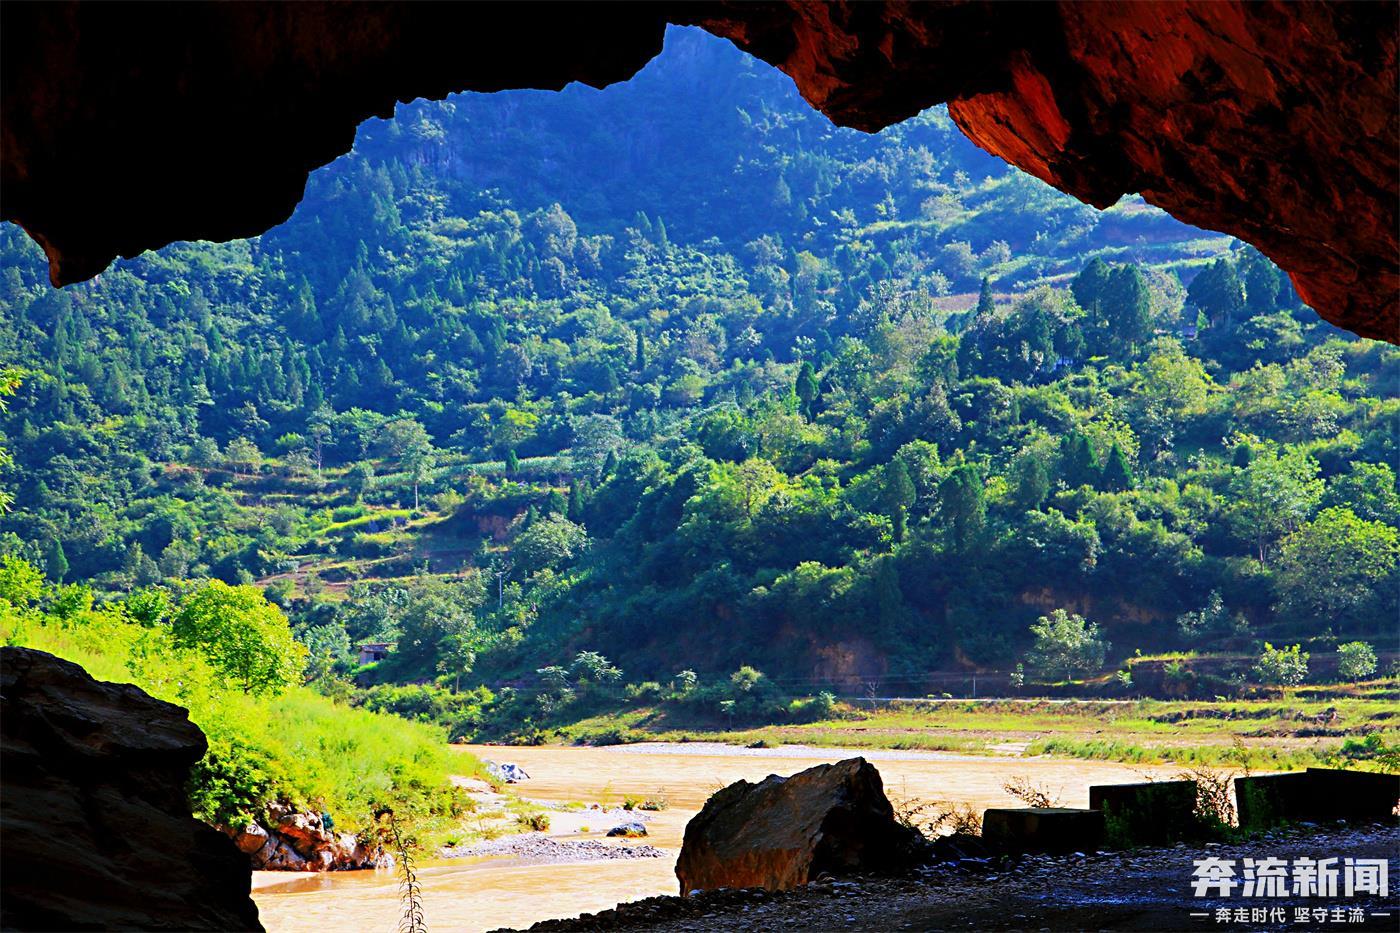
[1002, 775, 1062, 808]
[620, 792, 669, 810]
[890, 786, 983, 838]
[638, 788, 670, 811]
[377, 808, 426, 933]
[1177, 763, 1240, 834]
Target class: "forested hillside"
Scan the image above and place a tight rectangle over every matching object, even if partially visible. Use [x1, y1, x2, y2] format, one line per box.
[2, 28, 1395, 737]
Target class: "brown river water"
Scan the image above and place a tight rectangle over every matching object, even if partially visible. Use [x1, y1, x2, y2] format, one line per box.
[251, 742, 1178, 932]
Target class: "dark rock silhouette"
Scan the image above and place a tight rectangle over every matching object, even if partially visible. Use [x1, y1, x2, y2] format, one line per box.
[981, 807, 1105, 855]
[675, 757, 922, 894]
[0, 647, 263, 931]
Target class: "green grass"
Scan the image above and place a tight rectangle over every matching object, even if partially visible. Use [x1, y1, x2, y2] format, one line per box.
[2, 605, 483, 849]
[1023, 737, 1327, 771]
[535, 693, 1399, 773]
[312, 508, 412, 538]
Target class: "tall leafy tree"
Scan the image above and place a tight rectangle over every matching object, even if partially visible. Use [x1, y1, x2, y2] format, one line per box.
[1228, 447, 1323, 563]
[172, 581, 307, 695]
[1275, 507, 1398, 632]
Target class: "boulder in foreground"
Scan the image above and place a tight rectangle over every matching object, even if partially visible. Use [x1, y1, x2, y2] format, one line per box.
[0, 646, 263, 931]
[675, 757, 922, 895]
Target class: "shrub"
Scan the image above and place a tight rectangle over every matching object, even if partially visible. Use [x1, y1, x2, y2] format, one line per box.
[172, 580, 306, 696]
[1026, 609, 1109, 680]
[1336, 641, 1378, 682]
[1252, 642, 1309, 697]
[1002, 775, 1060, 808]
[638, 792, 669, 811]
[515, 812, 550, 832]
[1179, 764, 1239, 840]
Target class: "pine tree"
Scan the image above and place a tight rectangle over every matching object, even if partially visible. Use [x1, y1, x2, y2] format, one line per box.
[795, 361, 819, 421]
[886, 460, 916, 542]
[1102, 264, 1153, 349]
[504, 449, 520, 475]
[1058, 431, 1100, 489]
[1015, 452, 1051, 510]
[939, 464, 986, 550]
[601, 449, 619, 477]
[1240, 250, 1283, 313]
[43, 537, 68, 582]
[599, 364, 620, 395]
[891, 505, 907, 545]
[1100, 441, 1134, 491]
[633, 332, 647, 372]
[1071, 258, 1112, 320]
[567, 479, 585, 522]
[975, 276, 995, 321]
[1188, 258, 1245, 325]
[872, 556, 905, 637]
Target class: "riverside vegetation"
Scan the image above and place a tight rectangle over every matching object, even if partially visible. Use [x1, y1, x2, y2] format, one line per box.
[1, 23, 1397, 842]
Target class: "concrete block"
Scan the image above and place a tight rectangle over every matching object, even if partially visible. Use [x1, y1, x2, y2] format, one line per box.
[1304, 768, 1399, 824]
[1090, 779, 1198, 846]
[1234, 772, 1311, 831]
[982, 807, 1104, 854]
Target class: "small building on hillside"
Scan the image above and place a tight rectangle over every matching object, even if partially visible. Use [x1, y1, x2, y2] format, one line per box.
[357, 642, 392, 665]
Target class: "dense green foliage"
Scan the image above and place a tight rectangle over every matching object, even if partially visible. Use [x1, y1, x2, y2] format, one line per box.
[0, 557, 472, 837]
[1, 28, 1395, 744]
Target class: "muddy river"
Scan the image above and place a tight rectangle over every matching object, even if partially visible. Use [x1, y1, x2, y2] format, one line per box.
[251, 742, 1179, 932]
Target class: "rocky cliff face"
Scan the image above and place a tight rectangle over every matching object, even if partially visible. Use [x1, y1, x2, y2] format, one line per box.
[0, 647, 263, 931]
[2, 2, 1395, 341]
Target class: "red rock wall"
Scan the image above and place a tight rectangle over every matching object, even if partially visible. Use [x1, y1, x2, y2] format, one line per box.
[3, 1, 1395, 341]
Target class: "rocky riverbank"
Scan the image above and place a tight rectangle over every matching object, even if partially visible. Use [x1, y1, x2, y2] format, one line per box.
[224, 802, 387, 872]
[504, 824, 1400, 932]
[443, 832, 666, 864]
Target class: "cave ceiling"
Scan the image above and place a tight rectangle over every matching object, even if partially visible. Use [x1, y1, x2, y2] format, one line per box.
[2, 1, 1396, 342]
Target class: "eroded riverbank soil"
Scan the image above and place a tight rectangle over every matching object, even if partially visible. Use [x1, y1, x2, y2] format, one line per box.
[508, 825, 1399, 932]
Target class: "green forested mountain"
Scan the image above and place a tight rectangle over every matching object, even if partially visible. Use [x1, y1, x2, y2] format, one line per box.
[2, 28, 1395, 729]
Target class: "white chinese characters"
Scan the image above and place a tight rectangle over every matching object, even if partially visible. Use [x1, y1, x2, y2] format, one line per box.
[1192, 856, 1389, 899]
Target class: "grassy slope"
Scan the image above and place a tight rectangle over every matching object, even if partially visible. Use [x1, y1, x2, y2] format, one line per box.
[2, 608, 490, 848]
